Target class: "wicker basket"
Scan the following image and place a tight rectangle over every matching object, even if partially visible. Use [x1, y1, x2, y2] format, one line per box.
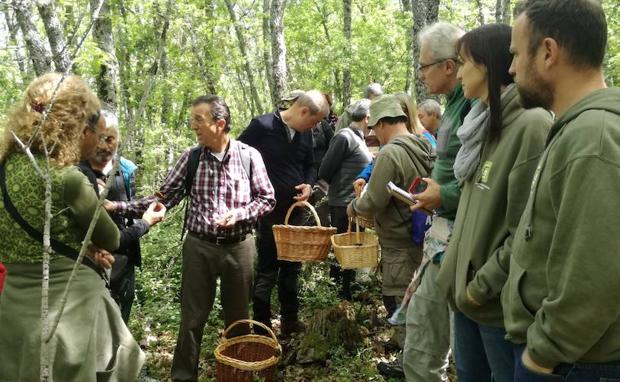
[332, 219, 379, 269]
[273, 201, 337, 262]
[214, 319, 282, 382]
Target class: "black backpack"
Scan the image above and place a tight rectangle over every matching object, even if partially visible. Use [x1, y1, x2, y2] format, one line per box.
[180, 144, 253, 238]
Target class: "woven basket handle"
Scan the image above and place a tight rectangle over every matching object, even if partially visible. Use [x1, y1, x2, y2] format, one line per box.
[347, 218, 361, 243]
[222, 319, 278, 343]
[284, 200, 321, 227]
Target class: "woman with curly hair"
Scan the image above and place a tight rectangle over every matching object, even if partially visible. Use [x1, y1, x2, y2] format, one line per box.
[0, 73, 144, 381]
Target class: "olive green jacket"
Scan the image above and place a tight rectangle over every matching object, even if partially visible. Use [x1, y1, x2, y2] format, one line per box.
[502, 88, 620, 368]
[436, 86, 551, 327]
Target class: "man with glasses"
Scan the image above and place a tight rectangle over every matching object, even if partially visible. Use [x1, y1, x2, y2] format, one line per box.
[78, 110, 165, 324]
[398, 22, 471, 382]
[106, 96, 276, 382]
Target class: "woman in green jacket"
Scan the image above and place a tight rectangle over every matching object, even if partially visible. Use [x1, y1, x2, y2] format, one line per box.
[435, 24, 552, 381]
[0, 73, 144, 381]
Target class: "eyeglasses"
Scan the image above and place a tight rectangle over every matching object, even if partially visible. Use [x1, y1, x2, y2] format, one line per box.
[417, 58, 456, 72]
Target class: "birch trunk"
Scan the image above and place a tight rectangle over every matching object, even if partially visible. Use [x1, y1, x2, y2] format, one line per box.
[224, 0, 264, 115]
[13, 0, 52, 75]
[270, 0, 288, 106]
[263, 0, 276, 108]
[36, 0, 72, 73]
[3, 8, 29, 77]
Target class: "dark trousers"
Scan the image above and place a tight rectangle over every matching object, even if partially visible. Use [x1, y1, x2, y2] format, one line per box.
[453, 311, 514, 382]
[252, 220, 301, 327]
[329, 206, 356, 299]
[171, 233, 255, 382]
[109, 255, 135, 324]
[513, 344, 620, 381]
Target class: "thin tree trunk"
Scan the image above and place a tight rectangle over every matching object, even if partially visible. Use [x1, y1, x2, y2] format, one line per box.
[475, 0, 486, 25]
[270, 0, 288, 106]
[3, 8, 29, 77]
[224, 0, 263, 115]
[115, 1, 133, 128]
[263, 0, 276, 108]
[185, 16, 217, 94]
[36, 0, 72, 73]
[401, 0, 414, 94]
[503, 0, 512, 24]
[91, 0, 118, 109]
[13, 0, 52, 75]
[342, 0, 352, 109]
[129, 0, 173, 170]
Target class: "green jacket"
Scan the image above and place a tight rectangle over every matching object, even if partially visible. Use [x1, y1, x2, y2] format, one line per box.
[436, 86, 552, 327]
[434, 84, 471, 220]
[351, 134, 434, 247]
[0, 153, 120, 264]
[502, 88, 620, 368]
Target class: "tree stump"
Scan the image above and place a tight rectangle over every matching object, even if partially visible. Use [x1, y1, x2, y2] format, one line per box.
[296, 301, 363, 363]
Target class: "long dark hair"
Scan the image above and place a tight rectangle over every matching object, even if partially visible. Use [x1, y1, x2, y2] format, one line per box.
[457, 24, 513, 142]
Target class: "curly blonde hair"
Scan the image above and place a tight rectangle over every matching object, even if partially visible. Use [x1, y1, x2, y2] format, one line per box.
[0, 73, 101, 166]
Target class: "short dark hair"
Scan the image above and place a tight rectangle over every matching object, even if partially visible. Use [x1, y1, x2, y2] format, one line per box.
[85, 110, 101, 132]
[457, 23, 513, 142]
[192, 95, 231, 132]
[518, 0, 607, 68]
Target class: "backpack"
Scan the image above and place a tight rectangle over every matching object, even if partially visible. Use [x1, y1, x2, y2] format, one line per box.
[180, 143, 253, 238]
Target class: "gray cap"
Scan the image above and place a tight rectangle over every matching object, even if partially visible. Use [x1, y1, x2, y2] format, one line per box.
[368, 95, 406, 127]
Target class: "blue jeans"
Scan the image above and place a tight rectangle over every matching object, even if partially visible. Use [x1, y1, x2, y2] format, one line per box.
[514, 344, 620, 382]
[453, 311, 514, 382]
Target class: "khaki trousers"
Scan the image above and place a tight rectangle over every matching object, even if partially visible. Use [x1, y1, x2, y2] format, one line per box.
[171, 233, 255, 382]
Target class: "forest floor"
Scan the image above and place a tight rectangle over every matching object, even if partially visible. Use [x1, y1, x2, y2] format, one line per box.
[130, 259, 424, 382]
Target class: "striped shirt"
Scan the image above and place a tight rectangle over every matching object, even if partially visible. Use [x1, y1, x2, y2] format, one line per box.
[115, 140, 275, 238]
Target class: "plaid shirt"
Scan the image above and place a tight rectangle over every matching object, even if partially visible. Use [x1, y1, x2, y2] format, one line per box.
[115, 140, 275, 238]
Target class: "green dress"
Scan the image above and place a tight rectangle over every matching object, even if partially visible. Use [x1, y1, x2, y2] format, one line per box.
[0, 153, 144, 381]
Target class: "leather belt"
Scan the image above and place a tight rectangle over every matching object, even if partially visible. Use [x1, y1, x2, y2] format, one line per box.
[189, 231, 249, 245]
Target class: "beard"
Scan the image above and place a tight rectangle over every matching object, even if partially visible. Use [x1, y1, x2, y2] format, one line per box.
[516, 64, 554, 110]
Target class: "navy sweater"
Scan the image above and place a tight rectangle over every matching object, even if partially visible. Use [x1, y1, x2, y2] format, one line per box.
[238, 112, 316, 220]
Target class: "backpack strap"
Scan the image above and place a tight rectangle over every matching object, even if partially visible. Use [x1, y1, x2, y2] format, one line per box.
[237, 143, 253, 181]
[0, 163, 106, 281]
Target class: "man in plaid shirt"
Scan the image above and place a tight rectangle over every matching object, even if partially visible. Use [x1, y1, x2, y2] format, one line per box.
[107, 95, 275, 382]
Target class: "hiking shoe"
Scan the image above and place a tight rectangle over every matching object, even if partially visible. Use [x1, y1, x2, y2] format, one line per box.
[377, 359, 405, 378]
[281, 320, 305, 336]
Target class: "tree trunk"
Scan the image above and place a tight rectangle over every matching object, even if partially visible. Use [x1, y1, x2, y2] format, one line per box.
[495, 0, 512, 23]
[115, 1, 133, 126]
[503, 0, 512, 24]
[186, 15, 217, 94]
[3, 8, 29, 77]
[13, 0, 52, 75]
[475, 0, 486, 26]
[36, 0, 71, 73]
[270, 0, 288, 106]
[263, 0, 276, 108]
[91, 0, 118, 109]
[342, 0, 352, 109]
[401, 0, 414, 94]
[411, 0, 440, 103]
[224, 0, 264, 116]
[129, 0, 173, 170]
